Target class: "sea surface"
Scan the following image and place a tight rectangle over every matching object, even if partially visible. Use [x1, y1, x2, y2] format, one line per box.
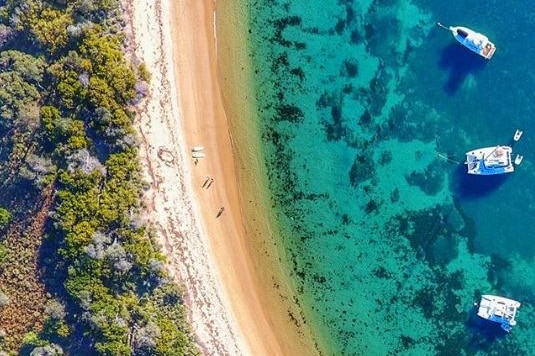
[244, 0, 535, 354]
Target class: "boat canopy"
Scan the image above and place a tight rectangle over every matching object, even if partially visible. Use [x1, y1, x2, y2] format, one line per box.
[456, 29, 469, 38]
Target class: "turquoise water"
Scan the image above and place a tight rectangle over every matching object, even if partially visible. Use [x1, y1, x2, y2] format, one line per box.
[247, 0, 535, 354]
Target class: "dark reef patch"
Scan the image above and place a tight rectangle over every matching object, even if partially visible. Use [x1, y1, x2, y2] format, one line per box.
[358, 109, 373, 127]
[350, 29, 363, 44]
[335, 19, 346, 35]
[272, 53, 289, 75]
[271, 16, 303, 48]
[290, 67, 305, 83]
[378, 150, 392, 165]
[487, 253, 511, 291]
[392, 205, 461, 266]
[390, 188, 399, 202]
[342, 59, 359, 78]
[318, 92, 347, 142]
[364, 198, 381, 215]
[364, 68, 390, 116]
[405, 160, 445, 196]
[276, 104, 304, 123]
[349, 151, 376, 186]
[364, 23, 375, 41]
[382, 101, 438, 143]
[372, 266, 390, 279]
[413, 286, 436, 318]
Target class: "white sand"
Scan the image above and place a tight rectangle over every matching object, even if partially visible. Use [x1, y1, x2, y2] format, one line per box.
[125, 0, 247, 354]
[125, 0, 320, 355]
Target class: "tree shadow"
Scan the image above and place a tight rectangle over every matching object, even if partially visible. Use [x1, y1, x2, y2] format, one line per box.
[450, 162, 508, 199]
[438, 43, 488, 95]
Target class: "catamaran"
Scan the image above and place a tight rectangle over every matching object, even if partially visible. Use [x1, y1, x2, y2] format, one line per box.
[477, 294, 521, 332]
[437, 22, 496, 60]
[465, 146, 514, 175]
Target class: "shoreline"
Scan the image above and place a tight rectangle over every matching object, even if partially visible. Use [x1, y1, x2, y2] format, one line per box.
[213, 1, 322, 354]
[128, 0, 319, 354]
[127, 0, 246, 353]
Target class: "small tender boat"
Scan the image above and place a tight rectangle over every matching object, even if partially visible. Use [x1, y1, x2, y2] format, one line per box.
[477, 294, 521, 332]
[513, 129, 523, 142]
[437, 22, 496, 60]
[514, 154, 523, 166]
[465, 145, 514, 175]
[192, 145, 205, 152]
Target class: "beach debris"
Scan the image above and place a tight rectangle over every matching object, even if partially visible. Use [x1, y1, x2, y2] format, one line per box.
[157, 146, 175, 164]
[216, 207, 225, 218]
[192, 152, 206, 159]
[202, 176, 211, 188]
[192, 145, 205, 152]
[513, 129, 523, 142]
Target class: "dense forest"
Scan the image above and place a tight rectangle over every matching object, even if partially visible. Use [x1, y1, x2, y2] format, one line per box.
[0, 0, 198, 354]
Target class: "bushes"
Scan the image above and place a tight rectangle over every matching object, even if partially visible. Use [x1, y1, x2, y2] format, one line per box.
[0, 208, 10, 230]
[0, 0, 198, 354]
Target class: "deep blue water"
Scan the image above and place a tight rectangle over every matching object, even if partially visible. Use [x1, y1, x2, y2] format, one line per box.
[246, 0, 535, 354]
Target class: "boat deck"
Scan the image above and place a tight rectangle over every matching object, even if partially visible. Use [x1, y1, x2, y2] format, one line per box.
[466, 146, 514, 175]
[481, 42, 496, 59]
[483, 147, 510, 167]
[477, 295, 520, 332]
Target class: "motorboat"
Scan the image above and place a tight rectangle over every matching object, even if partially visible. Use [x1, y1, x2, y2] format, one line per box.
[437, 22, 496, 60]
[465, 145, 514, 175]
[515, 154, 523, 166]
[513, 129, 523, 142]
[477, 294, 521, 332]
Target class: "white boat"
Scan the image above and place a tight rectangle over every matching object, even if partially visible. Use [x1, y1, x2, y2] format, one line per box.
[465, 146, 514, 175]
[515, 154, 523, 166]
[513, 129, 523, 142]
[477, 294, 521, 332]
[437, 22, 496, 60]
[192, 145, 205, 152]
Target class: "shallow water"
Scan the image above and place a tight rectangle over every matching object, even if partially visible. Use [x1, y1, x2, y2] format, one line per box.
[245, 0, 535, 354]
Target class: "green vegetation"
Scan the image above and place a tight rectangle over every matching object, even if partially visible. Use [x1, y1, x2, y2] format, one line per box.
[0, 0, 198, 354]
[0, 208, 10, 230]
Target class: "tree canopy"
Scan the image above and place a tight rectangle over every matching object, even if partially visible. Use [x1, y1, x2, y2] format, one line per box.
[0, 1, 199, 354]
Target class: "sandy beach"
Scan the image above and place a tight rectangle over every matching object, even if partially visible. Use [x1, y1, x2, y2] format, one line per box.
[126, 0, 319, 355]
